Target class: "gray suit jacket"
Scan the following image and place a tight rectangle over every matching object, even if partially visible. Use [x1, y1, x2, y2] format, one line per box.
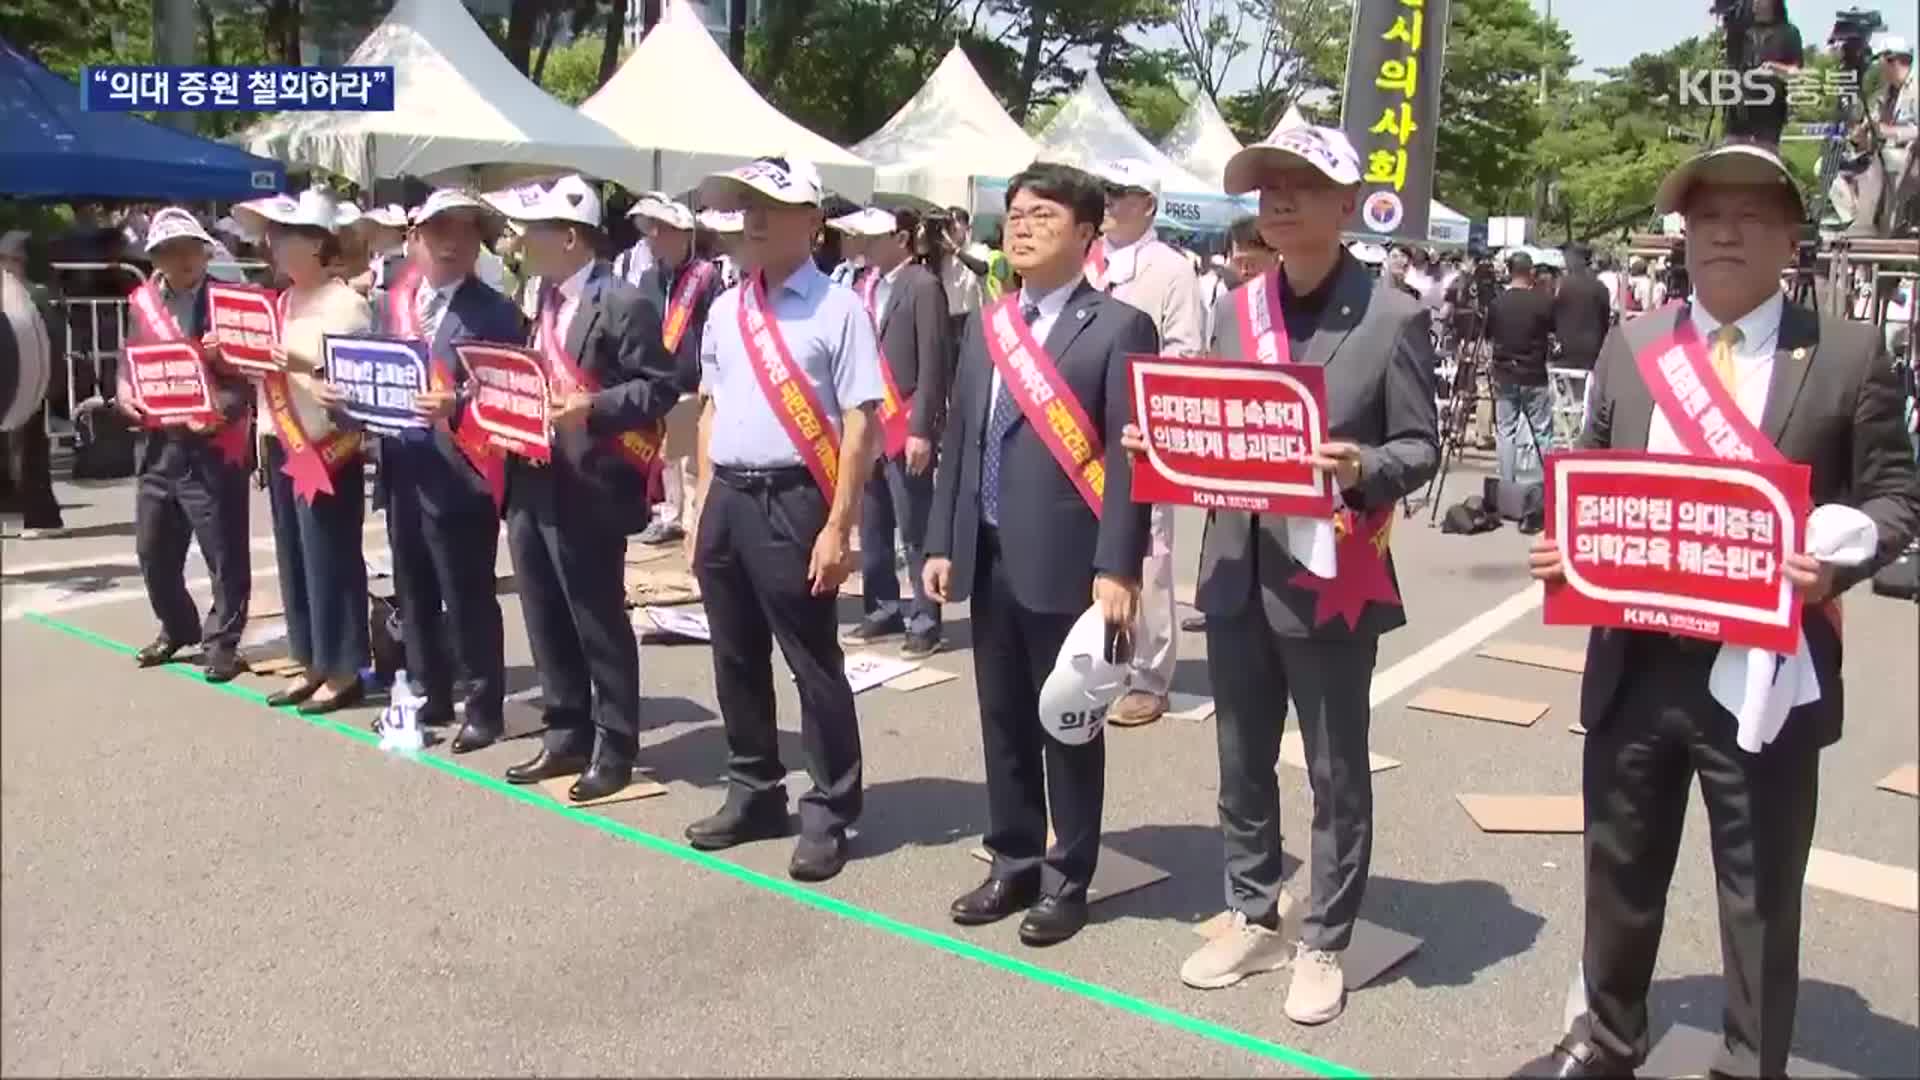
[1195, 256, 1441, 638]
[875, 262, 954, 442]
[1577, 301, 1920, 746]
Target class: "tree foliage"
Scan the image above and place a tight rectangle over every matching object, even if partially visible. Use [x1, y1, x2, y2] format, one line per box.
[1429, 0, 1572, 219]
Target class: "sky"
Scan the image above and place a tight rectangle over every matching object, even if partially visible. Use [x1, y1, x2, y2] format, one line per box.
[1147, 0, 1919, 94]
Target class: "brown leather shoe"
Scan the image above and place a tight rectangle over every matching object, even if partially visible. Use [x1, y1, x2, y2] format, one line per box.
[1107, 690, 1167, 728]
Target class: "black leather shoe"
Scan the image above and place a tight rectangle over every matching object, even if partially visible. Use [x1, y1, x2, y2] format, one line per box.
[789, 833, 848, 882]
[1180, 613, 1208, 633]
[569, 757, 634, 802]
[298, 681, 365, 715]
[950, 875, 1041, 925]
[136, 636, 189, 668]
[1511, 1040, 1635, 1079]
[1017, 894, 1089, 946]
[504, 746, 589, 784]
[685, 797, 792, 850]
[202, 650, 247, 684]
[449, 718, 502, 754]
[266, 680, 321, 707]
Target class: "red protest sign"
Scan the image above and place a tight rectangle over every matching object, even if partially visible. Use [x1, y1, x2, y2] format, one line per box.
[206, 283, 281, 375]
[1129, 357, 1334, 516]
[1544, 450, 1812, 653]
[125, 342, 215, 422]
[455, 342, 550, 462]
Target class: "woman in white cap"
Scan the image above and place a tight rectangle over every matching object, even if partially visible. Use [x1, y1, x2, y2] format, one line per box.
[234, 189, 375, 714]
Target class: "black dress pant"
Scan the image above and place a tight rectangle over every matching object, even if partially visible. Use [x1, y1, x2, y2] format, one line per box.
[970, 526, 1104, 902]
[385, 464, 503, 728]
[1570, 638, 1821, 1079]
[506, 469, 638, 757]
[1, 407, 63, 529]
[265, 438, 368, 680]
[693, 468, 862, 838]
[136, 438, 251, 654]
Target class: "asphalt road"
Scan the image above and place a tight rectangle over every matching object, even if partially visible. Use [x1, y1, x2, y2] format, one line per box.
[3, 459, 1916, 1077]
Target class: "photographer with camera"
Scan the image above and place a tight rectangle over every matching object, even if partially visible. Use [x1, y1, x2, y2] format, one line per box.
[1719, 0, 1806, 149]
[1831, 33, 1917, 235]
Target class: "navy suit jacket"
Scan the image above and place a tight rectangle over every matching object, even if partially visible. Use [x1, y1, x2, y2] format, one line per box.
[371, 273, 527, 517]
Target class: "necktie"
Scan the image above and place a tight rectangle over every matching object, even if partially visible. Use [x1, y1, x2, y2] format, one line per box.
[419, 285, 447, 343]
[981, 302, 1041, 526]
[1709, 324, 1743, 392]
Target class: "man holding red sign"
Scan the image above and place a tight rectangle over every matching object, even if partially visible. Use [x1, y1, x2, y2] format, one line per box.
[925, 163, 1157, 946]
[1149, 121, 1439, 1025]
[120, 208, 254, 684]
[1518, 144, 1919, 1080]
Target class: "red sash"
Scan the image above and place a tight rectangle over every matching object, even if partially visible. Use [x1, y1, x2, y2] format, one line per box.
[265, 291, 361, 503]
[1084, 243, 1108, 290]
[856, 269, 912, 457]
[126, 280, 251, 468]
[1633, 304, 1840, 634]
[662, 259, 716, 354]
[390, 266, 506, 508]
[1231, 271, 1294, 368]
[980, 296, 1105, 517]
[738, 272, 841, 499]
[536, 284, 661, 475]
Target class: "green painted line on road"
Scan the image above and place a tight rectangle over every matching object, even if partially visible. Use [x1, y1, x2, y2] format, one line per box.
[30, 612, 1368, 1079]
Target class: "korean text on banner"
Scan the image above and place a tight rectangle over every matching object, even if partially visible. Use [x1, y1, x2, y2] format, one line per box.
[1340, 0, 1449, 243]
[124, 342, 216, 422]
[455, 342, 552, 462]
[206, 283, 282, 375]
[323, 334, 431, 436]
[1129, 358, 1335, 516]
[1543, 450, 1813, 654]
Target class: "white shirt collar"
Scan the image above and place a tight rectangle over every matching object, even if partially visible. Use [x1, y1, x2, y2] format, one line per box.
[881, 258, 909, 285]
[1689, 290, 1784, 355]
[555, 260, 595, 303]
[1019, 275, 1082, 318]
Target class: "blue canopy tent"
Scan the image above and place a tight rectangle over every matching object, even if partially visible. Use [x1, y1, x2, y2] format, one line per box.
[0, 37, 285, 200]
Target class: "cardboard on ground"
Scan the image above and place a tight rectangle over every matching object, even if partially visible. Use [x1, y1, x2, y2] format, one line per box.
[1804, 848, 1918, 912]
[966, 842, 1168, 904]
[1280, 730, 1400, 774]
[1457, 794, 1584, 833]
[1477, 640, 1586, 673]
[1875, 763, 1918, 798]
[1193, 907, 1418, 989]
[1410, 688, 1549, 727]
[883, 666, 959, 692]
[638, 606, 711, 642]
[537, 774, 669, 808]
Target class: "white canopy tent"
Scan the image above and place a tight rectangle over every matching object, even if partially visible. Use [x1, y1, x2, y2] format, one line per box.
[1159, 94, 1244, 191]
[241, 0, 639, 188]
[581, 0, 873, 199]
[1033, 72, 1248, 230]
[851, 45, 1038, 209]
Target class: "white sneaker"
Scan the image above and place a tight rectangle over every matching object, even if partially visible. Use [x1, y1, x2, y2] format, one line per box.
[1284, 943, 1346, 1025]
[1180, 910, 1289, 989]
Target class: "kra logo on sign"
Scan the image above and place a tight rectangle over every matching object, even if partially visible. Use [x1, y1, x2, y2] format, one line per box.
[1363, 191, 1404, 234]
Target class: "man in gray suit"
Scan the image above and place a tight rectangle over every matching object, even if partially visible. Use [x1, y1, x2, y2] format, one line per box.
[1140, 124, 1439, 1025]
[843, 208, 954, 659]
[1517, 144, 1918, 1080]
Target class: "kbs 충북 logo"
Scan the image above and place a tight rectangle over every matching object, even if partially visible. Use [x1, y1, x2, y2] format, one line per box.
[1675, 67, 1860, 109]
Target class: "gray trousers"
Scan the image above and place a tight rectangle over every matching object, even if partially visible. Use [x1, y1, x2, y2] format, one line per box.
[1207, 611, 1378, 951]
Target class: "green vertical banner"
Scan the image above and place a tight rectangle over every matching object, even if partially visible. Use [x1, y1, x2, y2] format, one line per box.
[1340, 0, 1450, 244]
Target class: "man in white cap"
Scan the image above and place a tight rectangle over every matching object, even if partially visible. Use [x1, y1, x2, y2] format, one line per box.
[487, 175, 682, 802]
[697, 210, 746, 288]
[121, 208, 256, 683]
[368, 189, 525, 754]
[612, 190, 669, 286]
[349, 204, 410, 295]
[1086, 157, 1205, 729]
[631, 196, 724, 548]
[1832, 34, 1916, 236]
[1517, 142, 1918, 1080]
[686, 155, 885, 883]
[839, 206, 954, 659]
[924, 162, 1156, 946]
[1151, 123, 1438, 1024]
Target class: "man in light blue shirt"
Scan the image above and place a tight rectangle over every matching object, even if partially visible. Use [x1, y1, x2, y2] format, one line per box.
[686, 155, 884, 884]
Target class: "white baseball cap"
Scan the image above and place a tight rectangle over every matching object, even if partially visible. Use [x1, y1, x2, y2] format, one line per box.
[1874, 33, 1912, 58]
[828, 207, 897, 237]
[233, 188, 355, 235]
[360, 203, 409, 229]
[1654, 142, 1805, 220]
[1223, 124, 1363, 195]
[629, 196, 696, 231]
[485, 175, 603, 229]
[697, 209, 745, 234]
[1093, 158, 1162, 201]
[143, 207, 214, 252]
[699, 156, 825, 210]
[412, 189, 497, 226]
[1036, 604, 1132, 746]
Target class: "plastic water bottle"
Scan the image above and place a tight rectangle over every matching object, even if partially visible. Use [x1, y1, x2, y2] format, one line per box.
[376, 670, 425, 753]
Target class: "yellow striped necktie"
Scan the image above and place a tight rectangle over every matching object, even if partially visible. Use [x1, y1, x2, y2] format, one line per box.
[1709, 324, 1743, 391]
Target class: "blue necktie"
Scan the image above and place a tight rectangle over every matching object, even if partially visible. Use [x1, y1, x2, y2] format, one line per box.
[981, 302, 1041, 526]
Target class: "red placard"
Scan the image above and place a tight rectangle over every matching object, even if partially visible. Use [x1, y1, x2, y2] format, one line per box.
[124, 342, 216, 422]
[1129, 357, 1333, 516]
[1544, 450, 1812, 653]
[455, 342, 550, 462]
[206, 282, 281, 375]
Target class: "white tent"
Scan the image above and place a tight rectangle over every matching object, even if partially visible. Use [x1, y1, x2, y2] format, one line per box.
[1430, 200, 1470, 247]
[851, 45, 1038, 209]
[580, 0, 873, 199]
[242, 0, 639, 188]
[1035, 72, 1250, 229]
[1159, 95, 1244, 190]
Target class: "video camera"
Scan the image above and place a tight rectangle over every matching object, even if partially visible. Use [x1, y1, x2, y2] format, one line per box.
[1829, 7, 1886, 73]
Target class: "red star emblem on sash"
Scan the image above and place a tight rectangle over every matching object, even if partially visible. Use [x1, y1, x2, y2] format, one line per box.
[1288, 506, 1401, 630]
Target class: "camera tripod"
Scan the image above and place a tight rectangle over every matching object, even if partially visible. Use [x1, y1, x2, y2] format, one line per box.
[1413, 319, 1490, 522]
